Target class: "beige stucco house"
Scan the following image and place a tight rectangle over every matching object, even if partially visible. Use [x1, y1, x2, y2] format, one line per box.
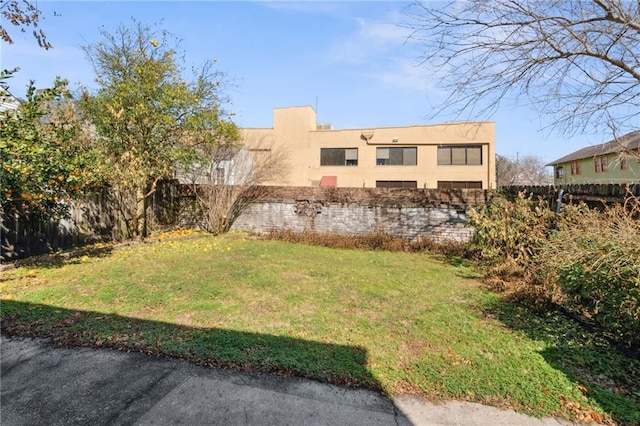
[241, 106, 496, 189]
[547, 131, 640, 185]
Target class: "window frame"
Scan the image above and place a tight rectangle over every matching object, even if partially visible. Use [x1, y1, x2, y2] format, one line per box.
[320, 148, 358, 166]
[570, 160, 580, 175]
[437, 145, 483, 166]
[620, 156, 629, 170]
[594, 156, 607, 173]
[376, 147, 417, 166]
[375, 180, 418, 189]
[215, 167, 225, 184]
[437, 181, 483, 189]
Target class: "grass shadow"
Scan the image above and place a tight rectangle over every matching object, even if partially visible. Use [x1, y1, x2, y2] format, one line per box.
[7, 244, 116, 270]
[484, 299, 640, 425]
[0, 299, 382, 391]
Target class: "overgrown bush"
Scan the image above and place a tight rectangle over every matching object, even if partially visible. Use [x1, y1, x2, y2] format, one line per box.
[468, 193, 557, 303]
[539, 202, 640, 347]
[469, 192, 556, 267]
[469, 191, 640, 349]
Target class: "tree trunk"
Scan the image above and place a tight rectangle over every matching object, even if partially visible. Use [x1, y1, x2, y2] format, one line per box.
[135, 187, 146, 240]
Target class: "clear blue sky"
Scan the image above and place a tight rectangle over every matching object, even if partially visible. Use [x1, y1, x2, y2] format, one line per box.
[2, 1, 605, 164]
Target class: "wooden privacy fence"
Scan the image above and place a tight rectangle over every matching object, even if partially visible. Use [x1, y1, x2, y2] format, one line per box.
[2, 189, 112, 260]
[502, 183, 640, 209]
[1, 182, 185, 260]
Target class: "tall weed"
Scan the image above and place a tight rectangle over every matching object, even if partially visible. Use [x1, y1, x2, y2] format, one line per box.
[265, 229, 473, 257]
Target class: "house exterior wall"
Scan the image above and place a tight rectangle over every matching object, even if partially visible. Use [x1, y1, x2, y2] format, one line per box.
[553, 153, 640, 185]
[0, 89, 20, 113]
[241, 106, 496, 189]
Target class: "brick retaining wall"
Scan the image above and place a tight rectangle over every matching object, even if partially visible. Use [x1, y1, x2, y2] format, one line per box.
[231, 187, 490, 242]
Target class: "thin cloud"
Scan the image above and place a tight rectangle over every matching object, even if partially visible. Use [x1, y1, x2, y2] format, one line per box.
[321, 11, 445, 95]
[2, 38, 90, 97]
[362, 59, 430, 91]
[3, 38, 82, 63]
[326, 17, 413, 65]
[255, 1, 348, 15]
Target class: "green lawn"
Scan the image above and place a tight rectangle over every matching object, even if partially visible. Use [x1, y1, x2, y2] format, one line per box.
[1, 231, 638, 424]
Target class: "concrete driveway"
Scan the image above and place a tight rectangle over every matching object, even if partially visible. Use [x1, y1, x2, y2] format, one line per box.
[1, 335, 573, 425]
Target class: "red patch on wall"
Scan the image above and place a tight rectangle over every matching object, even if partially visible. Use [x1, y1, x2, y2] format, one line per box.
[320, 176, 337, 187]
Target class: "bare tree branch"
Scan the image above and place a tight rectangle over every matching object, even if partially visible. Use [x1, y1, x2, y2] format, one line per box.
[403, 0, 640, 137]
[496, 154, 553, 187]
[1, 0, 52, 49]
[184, 137, 289, 235]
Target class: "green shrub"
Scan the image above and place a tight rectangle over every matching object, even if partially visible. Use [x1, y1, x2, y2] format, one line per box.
[467, 193, 558, 306]
[469, 192, 556, 268]
[469, 192, 640, 348]
[540, 203, 640, 347]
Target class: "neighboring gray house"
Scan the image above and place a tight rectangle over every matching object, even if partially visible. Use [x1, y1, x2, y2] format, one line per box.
[177, 146, 258, 186]
[0, 88, 20, 113]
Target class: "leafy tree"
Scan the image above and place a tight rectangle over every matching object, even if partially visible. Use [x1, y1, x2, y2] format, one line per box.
[80, 20, 238, 239]
[404, 0, 640, 137]
[1, 0, 52, 49]
[1, 70, 102, 221]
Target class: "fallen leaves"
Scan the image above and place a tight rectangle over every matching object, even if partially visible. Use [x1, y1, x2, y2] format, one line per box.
[560, 395, 612, 425]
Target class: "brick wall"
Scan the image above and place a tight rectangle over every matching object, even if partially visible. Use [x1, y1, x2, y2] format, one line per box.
[231, 187, 491, 242]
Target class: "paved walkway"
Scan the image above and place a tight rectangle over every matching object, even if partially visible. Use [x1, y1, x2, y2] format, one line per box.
[1, 335, 573, 425]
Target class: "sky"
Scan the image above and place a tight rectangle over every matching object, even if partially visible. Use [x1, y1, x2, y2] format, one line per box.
[0, 0, 613, 164]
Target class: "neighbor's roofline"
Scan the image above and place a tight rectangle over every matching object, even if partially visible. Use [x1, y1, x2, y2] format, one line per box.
[240, 121, 495, 132]
[546, 130, 640, 166]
